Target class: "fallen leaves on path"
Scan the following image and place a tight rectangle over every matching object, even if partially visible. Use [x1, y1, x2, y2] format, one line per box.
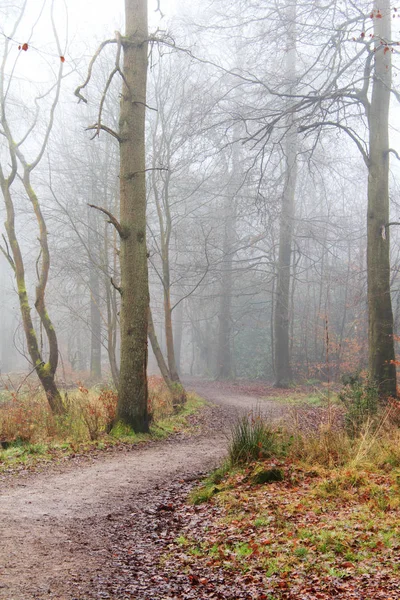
[68, 457, 400, 599]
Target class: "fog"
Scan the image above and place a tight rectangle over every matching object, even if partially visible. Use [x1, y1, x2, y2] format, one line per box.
[1, 0, 400, 391]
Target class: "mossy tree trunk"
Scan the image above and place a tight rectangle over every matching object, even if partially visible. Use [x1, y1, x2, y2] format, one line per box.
[116, 0, 150, 431]
[367, 0, 396, 396]
[0, 7, 64, 414]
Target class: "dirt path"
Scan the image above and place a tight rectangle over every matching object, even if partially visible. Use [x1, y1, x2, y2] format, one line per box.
[0, 381, 285, 600]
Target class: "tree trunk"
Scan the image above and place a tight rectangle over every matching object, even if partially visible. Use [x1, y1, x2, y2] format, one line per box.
[148, 307, 185, 407]
[274, 1, 297, 388]
[173, 298, 184, 375]
[88, 203, 102, 381]
[117, 0, 150, 431]
[216, 197, 234, 379]
[1, 181, 64, 414]
[367, 0, 396, 397]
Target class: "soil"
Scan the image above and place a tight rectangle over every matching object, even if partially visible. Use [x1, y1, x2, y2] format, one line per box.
[0, 379, 289, 600]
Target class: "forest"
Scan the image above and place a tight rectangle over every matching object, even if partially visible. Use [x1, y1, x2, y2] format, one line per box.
[1, 0, 400, 599]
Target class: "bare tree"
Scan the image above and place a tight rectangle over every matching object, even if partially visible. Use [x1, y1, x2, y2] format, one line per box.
[274, 0, 298, 387]
[75, 0, 150, 430]
[0, 1, 65, 413]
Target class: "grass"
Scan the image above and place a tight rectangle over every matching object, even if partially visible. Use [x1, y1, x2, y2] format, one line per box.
[175, 395, 400, 596]
[177, 460, 400, 594]
[269, 392, 327, 406]
[0, 377, 205, 472]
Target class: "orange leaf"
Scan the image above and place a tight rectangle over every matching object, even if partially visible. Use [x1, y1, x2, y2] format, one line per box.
[21, 42, 28, 51]
[60, 55, 65, 62]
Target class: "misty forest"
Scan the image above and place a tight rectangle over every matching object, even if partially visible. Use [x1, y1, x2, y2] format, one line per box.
[1, 1, 400, 599]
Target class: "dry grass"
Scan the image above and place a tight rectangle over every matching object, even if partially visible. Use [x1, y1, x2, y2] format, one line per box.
[0, 375, 200, 468]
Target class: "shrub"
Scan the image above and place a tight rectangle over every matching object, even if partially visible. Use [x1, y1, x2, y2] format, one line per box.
[0, 393, 51, 444]
[339, 376, 379, 438]
[98, 388, 118, 433]
[148, 376, 173, 420]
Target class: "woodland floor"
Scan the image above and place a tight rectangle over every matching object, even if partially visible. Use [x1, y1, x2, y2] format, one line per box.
[0, 381, 394, 599]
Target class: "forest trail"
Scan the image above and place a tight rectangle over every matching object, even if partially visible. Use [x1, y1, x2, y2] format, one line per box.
[0, 381, 286, 600]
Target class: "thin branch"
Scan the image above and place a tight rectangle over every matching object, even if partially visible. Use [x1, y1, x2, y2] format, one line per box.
[88, 203, 126, 238]
[86, 124, 121, 142]
[125, 167, 168, 179]
[0, 235, 15, 271]
[155, 0, 164, 18]
[35, 247, 42, 282]
[111, 277, 122, 296]
[298, 121, 369, 167]
[134, 101, 158, 111]
[74, 38, 117, 103]
[16, 362, 44, 394]
[386, 148, 400, 161]
[171, 229, 211, 311]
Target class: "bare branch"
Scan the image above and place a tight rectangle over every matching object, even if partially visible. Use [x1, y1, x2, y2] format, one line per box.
[0, 234, 15, 271]
[155, 0, 164, 18]
[171, 229, 211, 311]
[86, 123, 121, 142]
[298, 121, 369, 167]
[88, 203, 126, 238]
[74, 38, 117, 103]
[386, 148, 400, 161]
[85, 33, 125, 139]
[16, 362, 44, 394]
[111, 277, 122, 296]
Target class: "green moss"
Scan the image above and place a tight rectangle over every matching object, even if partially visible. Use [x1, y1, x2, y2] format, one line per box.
[36, 361, 52, 378]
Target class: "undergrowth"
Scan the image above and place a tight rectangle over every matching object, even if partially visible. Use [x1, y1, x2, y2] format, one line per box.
[0, 376, 204, 471]
[191, 381, 400, 504]
[183, 384, 400, 596]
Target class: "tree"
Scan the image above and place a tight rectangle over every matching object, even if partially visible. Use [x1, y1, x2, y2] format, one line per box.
[117, 0, 150, 430]
[274, 0, 298, 388]
[0, 1, 65, 413]
[366, 0, 396, 396]
[76, 0, 150, 431]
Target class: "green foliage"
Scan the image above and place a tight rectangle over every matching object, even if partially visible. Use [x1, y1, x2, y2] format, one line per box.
[228, 411, 281, 465]
[190, 483, 220, 505]
[339, 376, 379, 437]
[189, 462, 231, 505]
[251, 467, 284, 485]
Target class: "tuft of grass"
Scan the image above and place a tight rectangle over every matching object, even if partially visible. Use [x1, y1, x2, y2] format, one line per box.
[228, 411, 282, 465]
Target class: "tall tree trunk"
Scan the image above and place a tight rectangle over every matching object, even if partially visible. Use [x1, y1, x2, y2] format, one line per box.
[104, 221, 119, 387]
[148, 307, 186, 408]
[148, 308, 171, 384]
[216, 194, 234, 379]
[173, 298, 184, 375]
[88, 203, 102, 381]
[163, 270, 180, 381]
[367, 0, 396, 396]
[274, 1, 297, 388]
[1, 180, 64, 414]
[117, 0, 150, 431]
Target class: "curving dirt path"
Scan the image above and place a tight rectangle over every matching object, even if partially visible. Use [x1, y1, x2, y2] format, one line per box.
[0, 381, 286, 600]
